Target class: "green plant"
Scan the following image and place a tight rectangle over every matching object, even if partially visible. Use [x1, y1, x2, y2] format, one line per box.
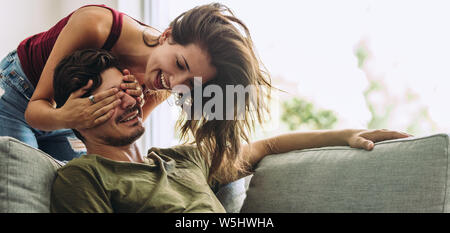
[281, 97, 337, 130]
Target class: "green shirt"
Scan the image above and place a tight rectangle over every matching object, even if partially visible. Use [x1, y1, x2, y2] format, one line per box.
[50, 145, 226, 213]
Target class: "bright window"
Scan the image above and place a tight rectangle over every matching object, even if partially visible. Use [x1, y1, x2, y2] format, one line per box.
[129, 0, 450, 150]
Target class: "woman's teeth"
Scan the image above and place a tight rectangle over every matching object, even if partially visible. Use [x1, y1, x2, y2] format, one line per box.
[161, 72, 170, 89]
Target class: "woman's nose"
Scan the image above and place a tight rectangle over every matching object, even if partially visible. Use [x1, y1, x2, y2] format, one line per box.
[169, 74, 193, 89]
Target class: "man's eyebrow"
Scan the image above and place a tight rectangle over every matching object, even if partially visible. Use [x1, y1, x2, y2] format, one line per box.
[181, 55, 190, 72]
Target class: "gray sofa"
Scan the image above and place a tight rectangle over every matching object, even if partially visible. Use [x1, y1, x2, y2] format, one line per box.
[1, 133, 449, 213]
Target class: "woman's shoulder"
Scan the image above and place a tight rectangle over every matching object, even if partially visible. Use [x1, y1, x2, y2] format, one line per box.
[70, 5, 113, 20]
[55, 6, 116, 49]
[70, 6, 113, 25]
[69, 5, 146, 50]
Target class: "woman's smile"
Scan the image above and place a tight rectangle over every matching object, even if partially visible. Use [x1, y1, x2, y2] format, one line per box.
[153, 69, 170, 90]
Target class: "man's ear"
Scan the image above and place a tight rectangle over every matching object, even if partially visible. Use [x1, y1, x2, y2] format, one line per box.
[72, 128, 87, 144]
[159, 27, 173, 44]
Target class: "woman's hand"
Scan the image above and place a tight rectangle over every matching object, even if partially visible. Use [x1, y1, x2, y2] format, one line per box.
[347, 129, 413, 151]
[121, 69, 145, 107]
[57, 80, 124, 129]
[120, 69, 171, 121]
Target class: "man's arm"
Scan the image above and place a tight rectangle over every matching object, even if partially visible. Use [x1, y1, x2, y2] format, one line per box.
[50, 166, 113, 213]
[240, 129, 411, 170]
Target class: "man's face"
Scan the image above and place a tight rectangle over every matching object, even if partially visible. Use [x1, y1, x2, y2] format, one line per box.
[81, 68, 145, 147]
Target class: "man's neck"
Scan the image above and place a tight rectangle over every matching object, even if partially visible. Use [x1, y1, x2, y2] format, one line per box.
[84, 141, 144, 163]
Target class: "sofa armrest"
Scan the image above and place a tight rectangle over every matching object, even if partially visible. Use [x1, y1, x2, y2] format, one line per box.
[241, 134, 450, 213]
[0, 136, 63, 213]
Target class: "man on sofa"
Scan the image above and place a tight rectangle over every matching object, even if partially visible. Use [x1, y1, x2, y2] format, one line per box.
[50, 49, 411, 213]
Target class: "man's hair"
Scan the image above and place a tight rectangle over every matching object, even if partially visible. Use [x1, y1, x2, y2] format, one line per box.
[53, 49, 121, 141]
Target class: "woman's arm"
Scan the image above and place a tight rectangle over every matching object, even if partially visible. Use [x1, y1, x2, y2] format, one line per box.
[241, 129, 412, 169]
[25, 7, 120, 131]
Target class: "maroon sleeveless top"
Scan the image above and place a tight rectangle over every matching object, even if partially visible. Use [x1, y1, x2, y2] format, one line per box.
[16, 4, 124, 88]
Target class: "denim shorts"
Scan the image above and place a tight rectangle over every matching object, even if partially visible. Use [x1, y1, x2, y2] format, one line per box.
[0, 50, 86, 162]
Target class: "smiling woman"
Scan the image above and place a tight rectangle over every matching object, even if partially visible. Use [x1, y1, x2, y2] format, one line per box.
[0, 2, 273, 173]
[144, 38, 216, 91]
[158, 4, 273, 184]
[123, 2, 274, 184]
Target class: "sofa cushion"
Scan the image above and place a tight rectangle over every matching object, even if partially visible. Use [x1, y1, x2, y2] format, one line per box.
[241, 134, 450, 213]
[215, 175, 252, 213]
[0, 136, 63, 212]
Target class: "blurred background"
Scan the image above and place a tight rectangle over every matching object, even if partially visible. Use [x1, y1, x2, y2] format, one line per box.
[2, 0, 449, 151]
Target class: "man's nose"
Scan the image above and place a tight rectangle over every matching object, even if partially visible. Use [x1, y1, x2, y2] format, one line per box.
[120, 92, 137, 109]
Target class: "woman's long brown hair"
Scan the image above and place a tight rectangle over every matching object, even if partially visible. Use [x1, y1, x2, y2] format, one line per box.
[146, 3, 273, 184]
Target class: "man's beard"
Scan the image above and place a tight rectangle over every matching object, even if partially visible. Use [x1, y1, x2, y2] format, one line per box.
[103, 104, 145, 147]
[102, 125, 145, 147]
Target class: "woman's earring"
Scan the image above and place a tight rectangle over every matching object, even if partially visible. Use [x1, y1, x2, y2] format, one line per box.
[174, 94, 192, 107]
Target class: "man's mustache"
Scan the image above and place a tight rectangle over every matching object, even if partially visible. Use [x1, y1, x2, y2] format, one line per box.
[116, 105, 142, 123]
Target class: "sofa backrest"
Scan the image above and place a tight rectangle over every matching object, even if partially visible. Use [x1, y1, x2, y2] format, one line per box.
[2, 133, 450, 213]
[0, 136, 64, 213]
[241, 134, 450, 212]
